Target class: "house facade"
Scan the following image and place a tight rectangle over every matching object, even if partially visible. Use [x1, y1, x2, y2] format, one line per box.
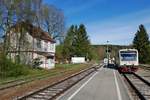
[8, 22, 56, 69]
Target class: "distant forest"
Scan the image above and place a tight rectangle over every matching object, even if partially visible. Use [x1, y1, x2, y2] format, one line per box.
[92, 45, 132, 61]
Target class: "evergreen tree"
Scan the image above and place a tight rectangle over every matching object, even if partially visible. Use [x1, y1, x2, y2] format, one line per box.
[62, 24, 92, 62]
[62, 25, 75, 61]
[73, 24, 91, 59]
[56, 45, 63, 63]
[133, 24, 150, 63]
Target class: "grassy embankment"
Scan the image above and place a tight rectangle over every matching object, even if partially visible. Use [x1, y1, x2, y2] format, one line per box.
[0, 55, 93, 85]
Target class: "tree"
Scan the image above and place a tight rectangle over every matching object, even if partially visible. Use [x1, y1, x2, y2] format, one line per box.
[61, 24, 93, 63]
[0, 0, 17, 54]
[0, 0, 65, 52]
[0, 0, 39, 54]
[56, 45, 63, 63]
[0, 0, 65, 64]
[62, 25, 75, 61]
[62, 24, 92, 62]
[73, 24, 91, 60]
[133, 24, 150, 63]
[40, 4, 65, 41]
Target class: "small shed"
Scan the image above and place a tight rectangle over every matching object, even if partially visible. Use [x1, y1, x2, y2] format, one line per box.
[71, 57, 86, 64]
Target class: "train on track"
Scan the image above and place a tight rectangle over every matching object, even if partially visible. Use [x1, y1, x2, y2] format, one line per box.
[118, 49, 139, 73]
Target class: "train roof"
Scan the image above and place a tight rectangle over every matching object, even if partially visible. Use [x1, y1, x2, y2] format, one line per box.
[119, 49, 138, 52]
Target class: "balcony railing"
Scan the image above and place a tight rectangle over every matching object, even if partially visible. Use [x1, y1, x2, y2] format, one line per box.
[33, 43, 55, 53]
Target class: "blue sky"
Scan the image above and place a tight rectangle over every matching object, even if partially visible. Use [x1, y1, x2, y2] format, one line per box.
[44, 0, 150, 45]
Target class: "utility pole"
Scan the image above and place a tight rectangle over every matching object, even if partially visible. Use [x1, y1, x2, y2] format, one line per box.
[106, 41, 109, 67]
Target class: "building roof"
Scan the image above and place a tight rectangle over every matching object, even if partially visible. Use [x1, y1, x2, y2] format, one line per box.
[12, 21, 56, 43]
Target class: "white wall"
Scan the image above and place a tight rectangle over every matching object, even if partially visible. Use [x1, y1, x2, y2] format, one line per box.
[34, 39, 55, 53]
[33, 53, 55, 69]
[9, 30, 55, 69]
[48, 42, 55, 53]
[71, 57, 86, 64]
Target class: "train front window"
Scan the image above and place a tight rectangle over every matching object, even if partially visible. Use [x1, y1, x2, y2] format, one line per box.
[120, 53, 137, 61]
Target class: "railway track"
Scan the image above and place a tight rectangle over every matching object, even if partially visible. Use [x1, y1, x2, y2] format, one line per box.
[140, 64, 150, 70]
[123, 72, 150, 100]
[0, 73, 53, 90]
[0, 70, 73, 91]
[16, 64, 101, 100]
[0, 64, 94, 91]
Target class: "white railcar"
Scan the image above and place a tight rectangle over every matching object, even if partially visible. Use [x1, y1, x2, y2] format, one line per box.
[118, 49, 139, 72]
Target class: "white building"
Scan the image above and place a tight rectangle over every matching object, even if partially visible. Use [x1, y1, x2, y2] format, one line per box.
[71, 57, 86, 64]
[8, 22, 56, 69]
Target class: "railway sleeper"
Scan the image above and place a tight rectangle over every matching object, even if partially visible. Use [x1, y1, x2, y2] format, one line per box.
[42, 90, 59, 94]
[30, 95, 51, 100]
[47, 88, 63, 91]
[17, 65, 99, 100]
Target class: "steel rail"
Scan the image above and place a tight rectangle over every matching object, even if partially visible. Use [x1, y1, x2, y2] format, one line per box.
[16, 64, 102, 100]
[123, 72, 150, 100]
[0, 64, 95, 91]
[0, 70, 71, 91]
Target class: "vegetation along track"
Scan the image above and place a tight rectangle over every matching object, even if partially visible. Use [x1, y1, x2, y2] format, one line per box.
[0, 64, 94, 91]
[0, 69, 76, 91]
[16, 64, 102, 100]
[0, 73, 54, 90]
[123, 72, 150, 100]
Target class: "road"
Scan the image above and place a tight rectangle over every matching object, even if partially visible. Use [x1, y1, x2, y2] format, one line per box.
[57, 66, 132, 100]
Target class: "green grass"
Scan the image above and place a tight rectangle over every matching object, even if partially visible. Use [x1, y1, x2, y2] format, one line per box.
[0, 68, 48, 84]
[55, 63, 92, 72]
[0, 51, 94, 85]
[0, 54, 29, 78]
[0, 63, 92, 84]
[56, 63, 83, 69]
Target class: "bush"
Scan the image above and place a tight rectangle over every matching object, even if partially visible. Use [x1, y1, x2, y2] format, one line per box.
[32, 58, 43, 68]
[0, 53, 29, 78]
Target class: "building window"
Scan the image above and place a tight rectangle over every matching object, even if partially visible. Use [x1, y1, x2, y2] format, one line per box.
[37, 39, 41, 48]
[44, 41, 48, 51]
[50, 43, 54, 51]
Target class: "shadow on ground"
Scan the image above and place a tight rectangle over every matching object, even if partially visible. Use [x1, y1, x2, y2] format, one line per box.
[103, 64, 118, 70]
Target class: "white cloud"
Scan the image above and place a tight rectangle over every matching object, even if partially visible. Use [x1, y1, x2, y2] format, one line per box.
[86, 9, 150, 45]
